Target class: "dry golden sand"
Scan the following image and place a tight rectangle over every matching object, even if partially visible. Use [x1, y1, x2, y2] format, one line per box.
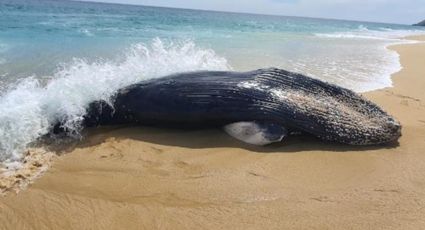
[1, 36, 425, 229]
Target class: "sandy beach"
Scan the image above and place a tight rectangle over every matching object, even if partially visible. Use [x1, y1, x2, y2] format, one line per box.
[1, 36, 425, 229]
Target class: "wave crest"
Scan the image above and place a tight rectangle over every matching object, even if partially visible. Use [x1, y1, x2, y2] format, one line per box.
[0, 38, 230, 165]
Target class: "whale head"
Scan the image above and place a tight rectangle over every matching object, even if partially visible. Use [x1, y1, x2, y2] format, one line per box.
[239, 68, 402, 145]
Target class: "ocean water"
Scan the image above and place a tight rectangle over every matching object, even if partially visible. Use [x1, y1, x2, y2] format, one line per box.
[0, 0, 424, 165]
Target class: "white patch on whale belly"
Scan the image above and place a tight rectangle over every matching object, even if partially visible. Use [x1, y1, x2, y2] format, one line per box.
[223, 121, 285, 146]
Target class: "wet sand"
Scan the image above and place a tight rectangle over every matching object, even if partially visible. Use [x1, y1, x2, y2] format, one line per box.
[1, 36, 425, 229]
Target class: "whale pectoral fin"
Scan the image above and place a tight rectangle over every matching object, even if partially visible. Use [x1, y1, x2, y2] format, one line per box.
[223, 121, 288, 146]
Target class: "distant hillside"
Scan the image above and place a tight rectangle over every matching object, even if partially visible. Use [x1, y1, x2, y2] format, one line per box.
[414, 20, 425, 26]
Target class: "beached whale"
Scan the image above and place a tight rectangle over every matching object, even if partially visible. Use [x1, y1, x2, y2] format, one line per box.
[80, 68, 401, 146]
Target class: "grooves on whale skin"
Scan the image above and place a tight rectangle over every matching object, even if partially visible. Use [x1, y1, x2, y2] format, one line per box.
[79, 68, 401, 146]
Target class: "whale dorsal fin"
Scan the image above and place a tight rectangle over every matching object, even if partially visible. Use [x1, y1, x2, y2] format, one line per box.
[224, 121, 287, 146]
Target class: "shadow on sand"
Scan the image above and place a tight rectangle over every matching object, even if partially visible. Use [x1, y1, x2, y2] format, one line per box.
[49, 125, 400, 155]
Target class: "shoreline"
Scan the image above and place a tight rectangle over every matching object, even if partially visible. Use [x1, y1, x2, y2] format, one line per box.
[1, 36, 425, 229]
[1, 35, 421, 196]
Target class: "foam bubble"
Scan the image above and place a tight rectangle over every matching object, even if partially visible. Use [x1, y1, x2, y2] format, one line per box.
[79, 28, 94, 37]
[0, 38, 230, 164]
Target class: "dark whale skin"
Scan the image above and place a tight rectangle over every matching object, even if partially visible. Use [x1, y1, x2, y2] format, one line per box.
[83, 68, 401, 145]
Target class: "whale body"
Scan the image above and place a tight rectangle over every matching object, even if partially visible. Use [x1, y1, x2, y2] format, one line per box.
[80, 68, 401, 146]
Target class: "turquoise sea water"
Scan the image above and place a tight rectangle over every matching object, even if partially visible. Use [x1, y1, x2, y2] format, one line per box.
[0, 0, 424, 164]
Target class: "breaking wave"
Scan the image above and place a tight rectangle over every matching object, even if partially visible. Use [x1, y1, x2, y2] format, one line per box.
[0, 39, 230, 165]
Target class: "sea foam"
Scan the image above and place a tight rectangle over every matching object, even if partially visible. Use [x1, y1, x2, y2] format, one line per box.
[315, 25, 425, 41]
[303, 25, 424, 92]
[0, 39, 230, 165]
